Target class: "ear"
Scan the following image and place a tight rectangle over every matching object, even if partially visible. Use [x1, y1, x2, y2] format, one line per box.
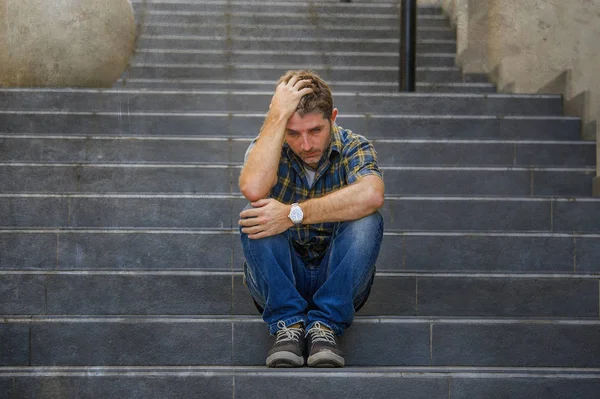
[330, 108, 338, 125]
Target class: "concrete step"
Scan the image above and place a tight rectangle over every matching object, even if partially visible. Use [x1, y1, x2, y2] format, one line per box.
[131, 50, 457, 67]
[2, 316, 600, 367]
[0, 164, 594, 196]
[138, 24, 456, 40]
[2, 366, 600, 399]
[1, 195, 599, 232]
[125, 64, 467, 83]
[2, 271, 599, 318]
[131, 1, 434, 16]
[137, 36, 457, 53]
[0, 90, 563, 116]
[0, 112, 581, 140]
[2, 136, 593, 167]
[116, 79, 497, 93]
[1, 229, 598, 272]
[138, 12, 450, 28]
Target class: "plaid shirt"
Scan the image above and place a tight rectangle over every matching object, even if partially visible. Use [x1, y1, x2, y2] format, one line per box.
[246, 124, 382, 266]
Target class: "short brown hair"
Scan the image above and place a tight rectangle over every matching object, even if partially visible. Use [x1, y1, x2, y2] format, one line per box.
[277, 70, 334, 119]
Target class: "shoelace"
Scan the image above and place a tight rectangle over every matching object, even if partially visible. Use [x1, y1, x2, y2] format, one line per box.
[275, 320, 304, 343]
[306, 322, 337, 346]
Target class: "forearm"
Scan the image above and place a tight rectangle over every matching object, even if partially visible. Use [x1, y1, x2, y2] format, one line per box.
[300, 175, 384, 224]
[238, 111, 287, 201]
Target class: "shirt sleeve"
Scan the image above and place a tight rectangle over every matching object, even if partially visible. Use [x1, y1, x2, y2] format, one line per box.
[343, 135, 383, 184]
[243, 139, 258, 164]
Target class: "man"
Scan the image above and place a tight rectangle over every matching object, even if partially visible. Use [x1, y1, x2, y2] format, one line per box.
[238, 70, 384, 368]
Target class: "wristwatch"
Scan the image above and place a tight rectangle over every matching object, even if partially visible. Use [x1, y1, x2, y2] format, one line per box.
[288, 203, 304, 224]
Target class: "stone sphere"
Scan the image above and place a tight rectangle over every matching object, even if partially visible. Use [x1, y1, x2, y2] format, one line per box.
[0, 0, 136, 87]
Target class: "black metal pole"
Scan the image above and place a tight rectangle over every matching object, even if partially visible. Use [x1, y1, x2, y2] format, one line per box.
[399, 0, 417, 91]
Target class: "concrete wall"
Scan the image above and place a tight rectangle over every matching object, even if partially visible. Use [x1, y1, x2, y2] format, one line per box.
[442, 0, 600, 193]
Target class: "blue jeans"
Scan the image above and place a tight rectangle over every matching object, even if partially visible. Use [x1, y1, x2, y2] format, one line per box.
[240, 211, 383, 336]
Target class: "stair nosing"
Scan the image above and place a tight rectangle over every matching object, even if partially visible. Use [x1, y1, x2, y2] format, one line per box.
[1, 365, 600, 378]
[3, 315, 600, 325]
[2, 270, 599, 279]
[1, 228, 599, 238]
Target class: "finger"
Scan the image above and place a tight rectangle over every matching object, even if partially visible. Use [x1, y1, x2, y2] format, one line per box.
[286, 74, 300, 87]
[251, 199, 269, 207]
[298, 87, 314, 96]
[238, 218, 258, 227]
[293, 79, 312, 90]
[239, 207, 260, 218]
[242, 225, 264, 235]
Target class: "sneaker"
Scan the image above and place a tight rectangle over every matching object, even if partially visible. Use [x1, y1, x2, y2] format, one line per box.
[265, 321, 305, 367]
[306, 322, 345, 367]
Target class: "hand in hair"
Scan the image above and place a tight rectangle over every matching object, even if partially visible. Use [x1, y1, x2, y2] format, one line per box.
[269, 74, 314, 121]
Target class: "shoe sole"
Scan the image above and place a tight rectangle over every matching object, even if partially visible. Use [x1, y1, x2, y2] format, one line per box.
[266, 352, 305, 368]
[307, 351, 345, 368]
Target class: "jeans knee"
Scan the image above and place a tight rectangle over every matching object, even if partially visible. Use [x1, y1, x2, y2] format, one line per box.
[336, 211, 383, 243]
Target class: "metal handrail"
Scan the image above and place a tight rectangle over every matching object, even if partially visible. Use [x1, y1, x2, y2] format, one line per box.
[399, 0, 417, 91]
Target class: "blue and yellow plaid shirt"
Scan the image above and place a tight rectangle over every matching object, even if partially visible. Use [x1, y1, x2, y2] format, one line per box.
[247, 124, 382, 266]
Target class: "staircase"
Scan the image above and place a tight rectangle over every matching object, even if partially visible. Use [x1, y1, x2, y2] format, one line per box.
[1, 0, 599, 397]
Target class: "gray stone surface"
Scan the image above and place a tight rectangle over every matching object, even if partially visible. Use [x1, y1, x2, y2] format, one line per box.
[0, 197, 69, 227]
[0, 91, 564, 116]
[374, 141, 595, 167]
[355, 275, 418, 316]
[356, 116, 581, 140]
[451, 378, 600, 399]
[380, 199, 551, 231]
[68, 197, 234, 228]
[117, 79, 496, 93]
[533, 171, 594, 196]
[45, 274, 234, 315]
[31, 321, 233, 365]
[136, 25, 454, 41]
[378, 234, 576, 272]
[133, 2, 407, 14]
[381, 169, 532, 196]
[0, 165, 234, 194]
[16, 138, 592, 168]
[0, 231, 57, 269]
[234, 375, 449, 399]
[6, 375, 233, 399]
[342, 322, 431, 366]
[137, 37, 457, 52]
[139, 13, 444, 29]
[0, 137, 235, 164]
[515, 143, 596, 166]
[57, 231, 234, 270]
[576, 236, 600, 272]
[0, 274, 46, 314]
[553, 200, 600, 232]
[417, 277, 598, 317]
[0, 323, 29, 366]
[0, 114, 581, 140]
[432, 323, 600, 367]
[127, 66, 465, 84]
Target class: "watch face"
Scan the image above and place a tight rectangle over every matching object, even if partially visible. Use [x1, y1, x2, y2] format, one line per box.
[290, 206, 303, 223]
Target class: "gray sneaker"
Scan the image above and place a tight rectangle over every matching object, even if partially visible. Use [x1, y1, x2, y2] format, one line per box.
[306, 322, 345, 368]
[266, 321, 305, 367]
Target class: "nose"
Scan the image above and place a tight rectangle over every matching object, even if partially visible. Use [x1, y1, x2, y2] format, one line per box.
[300, 134, 312, 151]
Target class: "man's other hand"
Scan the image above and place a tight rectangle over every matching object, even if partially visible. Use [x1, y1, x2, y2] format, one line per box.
[239, 199, 295, 239]
[269, 75, 314, 120]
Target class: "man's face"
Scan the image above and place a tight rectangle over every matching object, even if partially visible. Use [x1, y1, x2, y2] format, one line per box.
[285, 109, 338, 169]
